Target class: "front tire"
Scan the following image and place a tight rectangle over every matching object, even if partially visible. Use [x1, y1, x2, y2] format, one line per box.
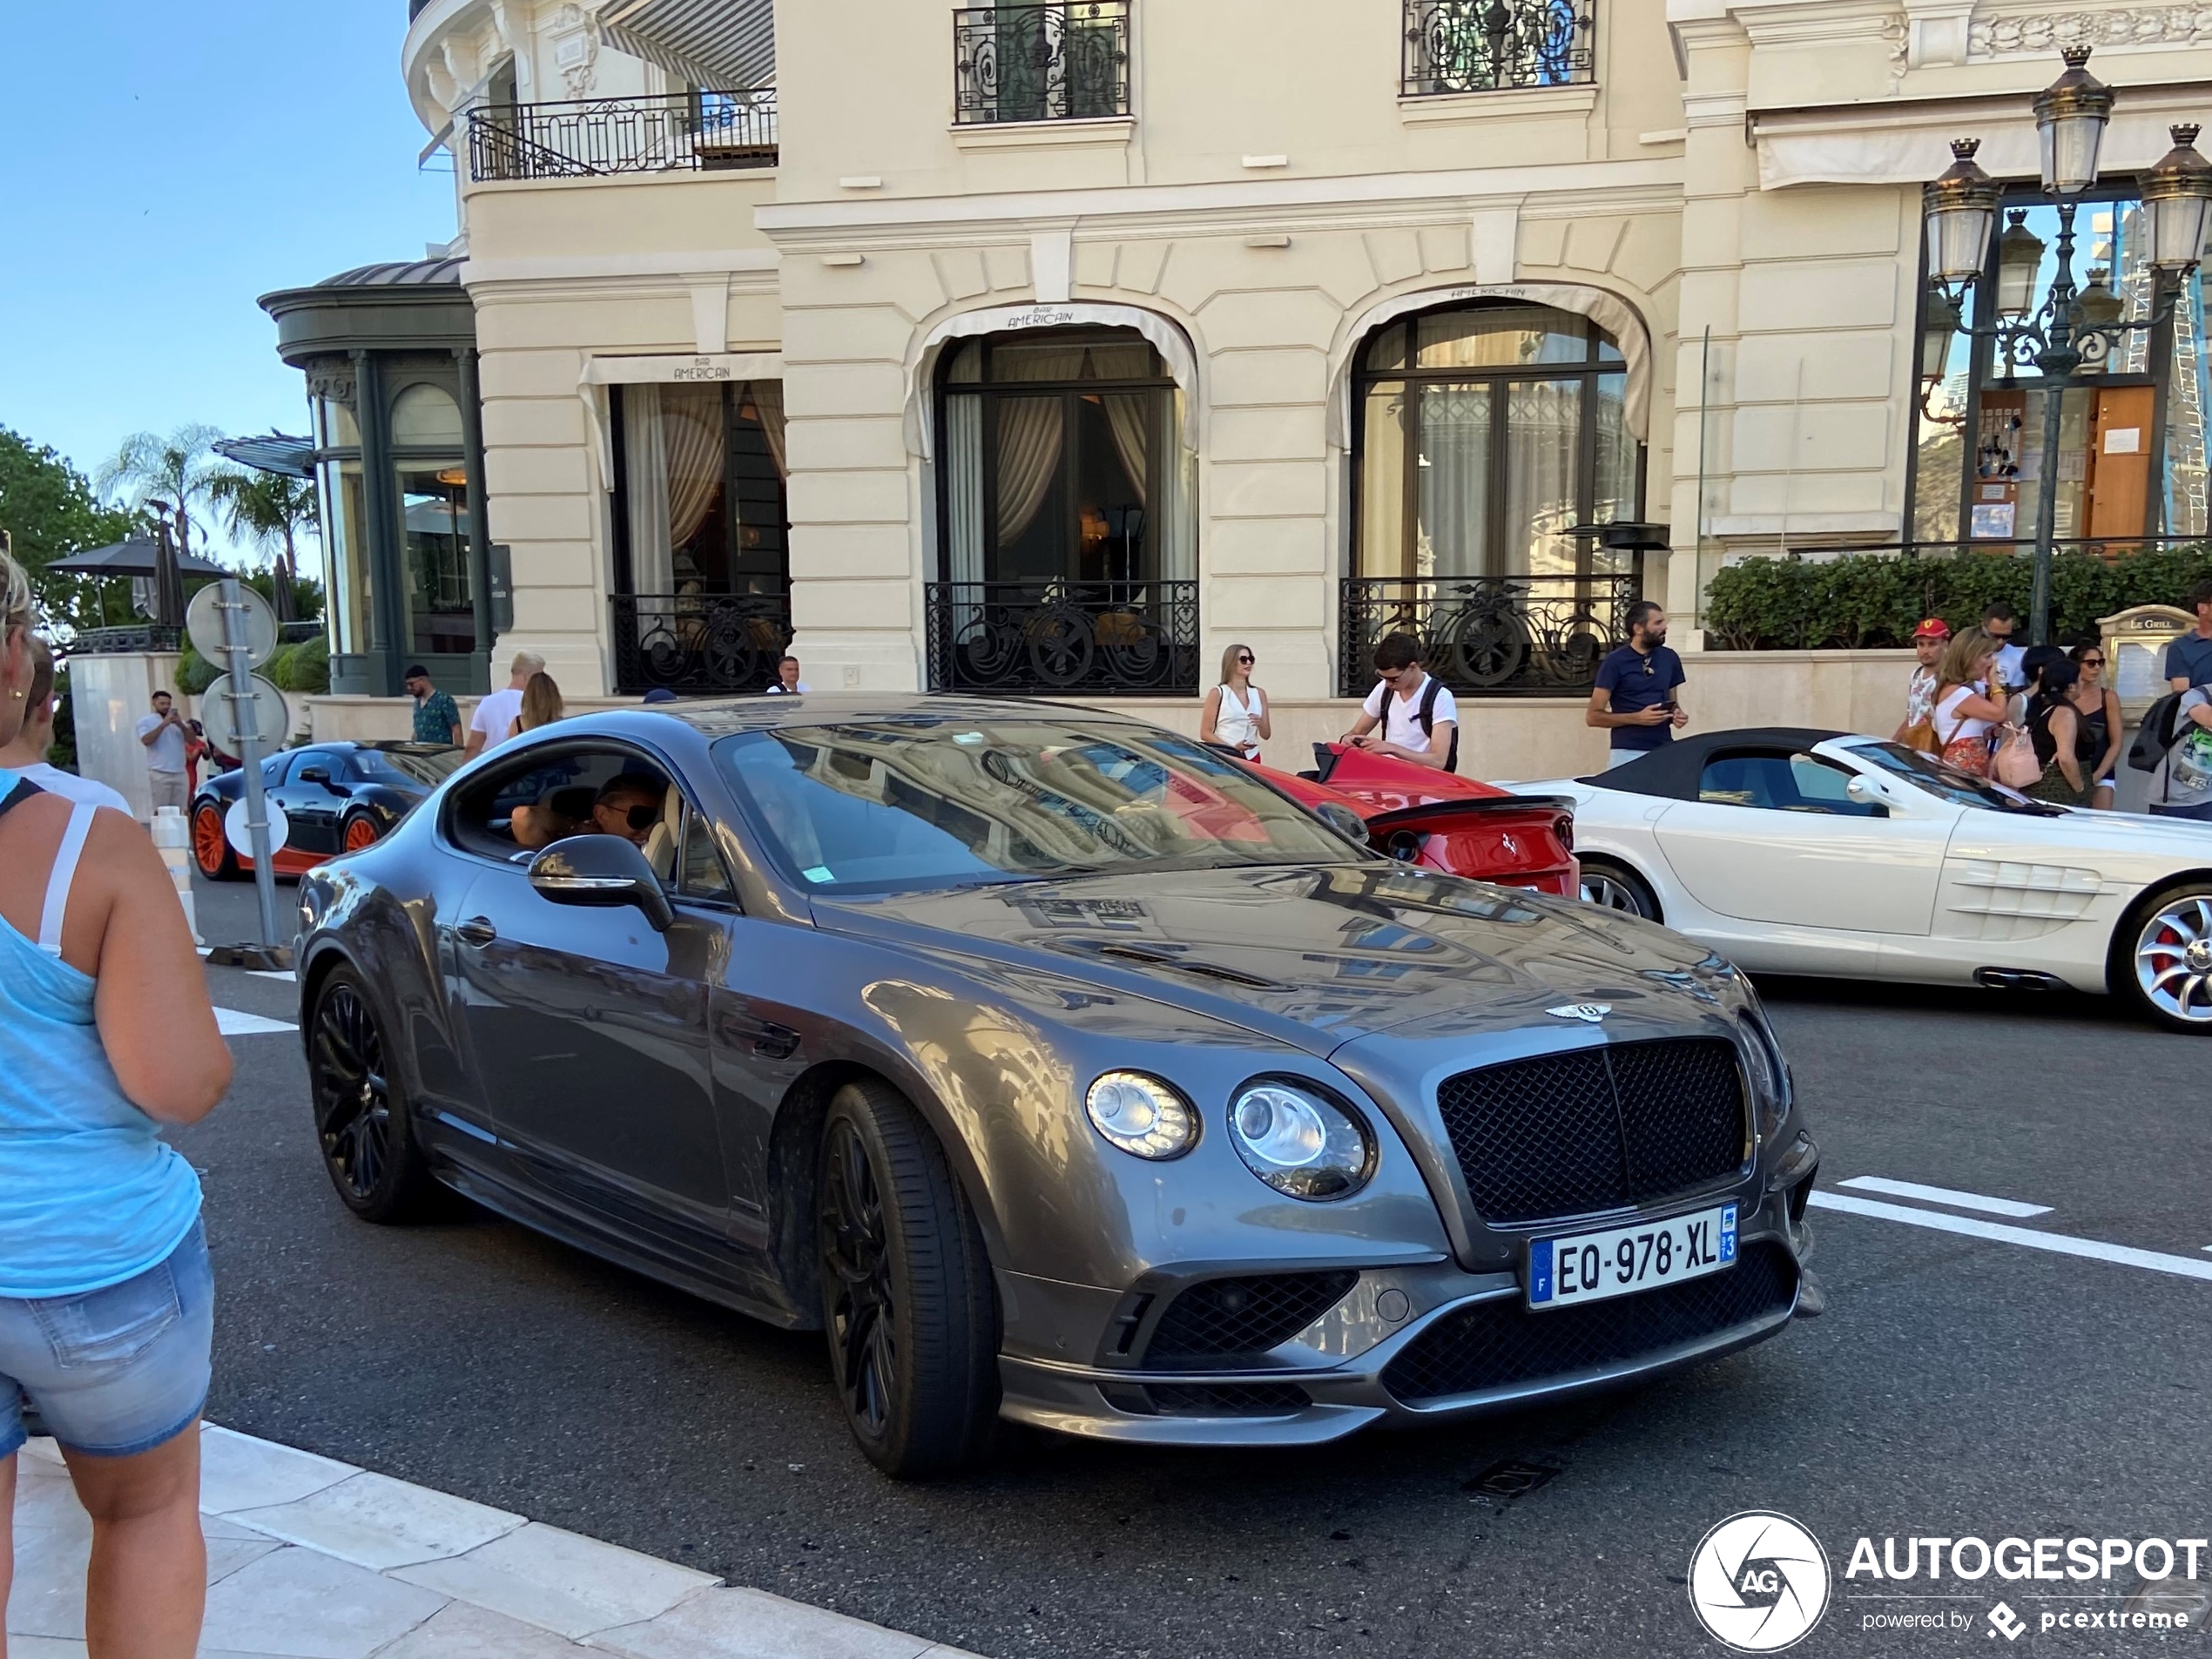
[1580, 857, 1661, 921]
[2114, 882, 2212, 1033]
[816, 1079, 999, 1479]
[192, 801, 242, 880]
[307, 966, 435, 1222]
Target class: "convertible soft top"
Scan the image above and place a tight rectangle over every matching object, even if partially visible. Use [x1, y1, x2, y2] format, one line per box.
[1579, 728, 1851, 800]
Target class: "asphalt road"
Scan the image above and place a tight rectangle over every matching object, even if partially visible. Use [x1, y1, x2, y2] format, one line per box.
[179, 873, 2212, 1658]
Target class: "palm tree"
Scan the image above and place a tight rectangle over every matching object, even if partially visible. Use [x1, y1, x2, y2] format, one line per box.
[97, 423, 226, 560]
[208, 468, 319, 618]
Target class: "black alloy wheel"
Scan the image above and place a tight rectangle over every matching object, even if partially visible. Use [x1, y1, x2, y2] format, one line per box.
[307, 967, 433, 1223]
[816, 1079, 999, 1479]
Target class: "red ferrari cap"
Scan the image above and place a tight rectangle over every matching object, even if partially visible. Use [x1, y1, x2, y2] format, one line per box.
[1912, 617, 1952, 640]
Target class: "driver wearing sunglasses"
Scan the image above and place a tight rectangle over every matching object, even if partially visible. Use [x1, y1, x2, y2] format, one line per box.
[513, 772, 665, 851]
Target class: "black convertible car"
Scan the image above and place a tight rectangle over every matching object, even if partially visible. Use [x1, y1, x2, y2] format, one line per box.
[294, 697, 1820, 1477]
[193, 740, 461, 880]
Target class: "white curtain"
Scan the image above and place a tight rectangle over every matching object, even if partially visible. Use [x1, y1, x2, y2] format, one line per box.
[946, 395, 985, 590]
[1153, 389, 1195, 583]
[743, 380, 787, 479]
[1102, 393, 1150, 501]
[995, 395, 1064, 545]
[660, 383, 725, 555]
[1418, 383, 1492, 580]
[1504, 380, 1582, 577]
[623, 388, 675, 596]
[1359, 387, 1408, 578]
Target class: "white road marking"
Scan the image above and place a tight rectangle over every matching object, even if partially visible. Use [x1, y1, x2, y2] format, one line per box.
[216, 1007, 297, 1037]
[1837, 1175, 2053, 1218]
[1810, 1191, 2212, 1284]
[247, 968, 298, 982]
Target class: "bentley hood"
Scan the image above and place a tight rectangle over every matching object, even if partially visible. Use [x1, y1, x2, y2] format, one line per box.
[810, 864, 1739, 1058]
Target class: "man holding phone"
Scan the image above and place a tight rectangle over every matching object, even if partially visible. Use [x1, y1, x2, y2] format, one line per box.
[1588, 601, 1688, 769]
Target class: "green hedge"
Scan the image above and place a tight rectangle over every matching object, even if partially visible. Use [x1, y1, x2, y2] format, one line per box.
[1704, 544, 2212, 650]
[267, 636, 330, 694]
[173, 641, 220, 694]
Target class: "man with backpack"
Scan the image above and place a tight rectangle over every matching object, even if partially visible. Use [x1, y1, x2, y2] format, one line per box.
[1343, 633, 1459, 772]
[1589, 600, 1689, 768]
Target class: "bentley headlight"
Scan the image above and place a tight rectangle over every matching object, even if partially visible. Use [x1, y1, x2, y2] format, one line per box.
[1085, 1072, 1197, 1160]
[1227, 1080, 1374, 1199]
[1737, 1000, 1794, 1139]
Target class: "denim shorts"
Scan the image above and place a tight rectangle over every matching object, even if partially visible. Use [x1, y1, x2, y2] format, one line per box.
[0, 1218, 213, 1459]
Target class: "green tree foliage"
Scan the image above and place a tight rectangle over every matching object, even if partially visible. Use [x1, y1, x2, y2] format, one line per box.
[0, 427, 140, 634]
[1705, 545, 2212, 650]
[97, 425, 225, 561]
[208, 468, 320, 603]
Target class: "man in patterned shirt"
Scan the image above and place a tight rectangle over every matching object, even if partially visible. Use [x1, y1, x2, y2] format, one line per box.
[404, 664, 462, 746]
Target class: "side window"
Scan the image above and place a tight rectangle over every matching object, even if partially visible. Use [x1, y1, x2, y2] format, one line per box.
[445, 747, 675, 862]
[678, 799, 737, 902]
[262, 753, 292, 787]
[1787, 754, 1885, 817]
[1698, 754, 1792, 808]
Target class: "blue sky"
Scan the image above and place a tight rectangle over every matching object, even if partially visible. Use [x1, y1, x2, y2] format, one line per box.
[1, 3, 455, 553]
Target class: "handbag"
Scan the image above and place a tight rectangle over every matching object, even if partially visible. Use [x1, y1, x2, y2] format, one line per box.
[1940, 736, 1991, 776]
[1899, 717, 1940, 755]
[1993, 723, 2042, 789]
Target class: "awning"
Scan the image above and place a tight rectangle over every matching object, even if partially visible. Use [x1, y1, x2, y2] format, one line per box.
[598, 0, 775, 90]
[212, 433, 316, 479]
[45, 538, 229, 578]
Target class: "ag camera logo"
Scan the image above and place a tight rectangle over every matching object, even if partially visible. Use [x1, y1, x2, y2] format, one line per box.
[1689, 1511, 1832, 1652]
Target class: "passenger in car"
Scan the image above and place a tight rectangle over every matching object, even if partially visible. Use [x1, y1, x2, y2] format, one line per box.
[513, 773, 664, 851]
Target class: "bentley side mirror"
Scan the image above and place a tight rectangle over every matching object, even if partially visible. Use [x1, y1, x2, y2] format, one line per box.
[1311, 801, 1373, 846]
[528, 835, 675, 932]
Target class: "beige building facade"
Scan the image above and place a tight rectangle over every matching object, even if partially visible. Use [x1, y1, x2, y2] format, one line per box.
[349, 0, 2212, 758]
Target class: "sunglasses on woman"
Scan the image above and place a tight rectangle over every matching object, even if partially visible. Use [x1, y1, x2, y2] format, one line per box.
[1237, 655, 1255, 665]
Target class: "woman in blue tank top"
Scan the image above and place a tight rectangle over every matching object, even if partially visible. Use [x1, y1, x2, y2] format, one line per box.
[0, 549, 232, 1655]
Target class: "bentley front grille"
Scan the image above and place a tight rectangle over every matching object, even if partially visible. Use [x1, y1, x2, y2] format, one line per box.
[1434, 1036, 1748, 1224]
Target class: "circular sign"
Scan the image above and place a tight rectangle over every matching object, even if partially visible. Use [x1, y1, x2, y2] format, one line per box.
[185, 582, 278, 671]
[1688, 1512, 1831, 1653]
[199, 671, 292, 756]
[225, 797, 290, 859]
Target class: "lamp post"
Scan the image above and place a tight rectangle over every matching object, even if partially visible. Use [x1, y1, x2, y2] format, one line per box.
[1921, 48, 2212, 644]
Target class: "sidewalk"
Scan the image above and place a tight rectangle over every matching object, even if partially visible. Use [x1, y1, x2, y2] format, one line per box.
[8, 1425, 983, 1659]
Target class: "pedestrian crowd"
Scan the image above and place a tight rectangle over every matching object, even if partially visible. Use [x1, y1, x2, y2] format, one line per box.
[1894, 582, 2212, 819]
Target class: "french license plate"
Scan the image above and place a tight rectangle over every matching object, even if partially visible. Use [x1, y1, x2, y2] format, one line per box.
[1525, 1202, 1737, 1311]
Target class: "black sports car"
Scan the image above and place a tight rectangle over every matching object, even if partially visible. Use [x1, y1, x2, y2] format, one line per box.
[293, 697, 1821, 1478]
[193, 740, 461, 880]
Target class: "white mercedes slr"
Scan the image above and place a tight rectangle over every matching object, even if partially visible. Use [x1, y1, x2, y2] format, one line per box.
[1518, 727, 2212, 1033]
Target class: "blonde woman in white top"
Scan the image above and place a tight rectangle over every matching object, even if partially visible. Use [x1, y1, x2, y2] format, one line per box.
[1201, 644, 1271, 760]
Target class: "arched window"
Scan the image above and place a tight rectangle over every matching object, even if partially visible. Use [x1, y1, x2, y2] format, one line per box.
[938, 327, 1196, 587]
[928, 326, 1201, 696]
[390, 383, 466, 448]
[1354, 303, 1642, 579]
[388, 382, 474, 661]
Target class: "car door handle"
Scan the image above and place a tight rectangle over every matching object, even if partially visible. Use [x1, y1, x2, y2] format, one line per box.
[453, 916, 498, 948]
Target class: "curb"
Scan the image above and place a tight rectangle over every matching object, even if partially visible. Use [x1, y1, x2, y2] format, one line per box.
[12, 1426, 984, 1659]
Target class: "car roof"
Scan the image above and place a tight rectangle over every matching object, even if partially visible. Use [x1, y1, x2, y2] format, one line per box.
[1581, 727, 1851, 801]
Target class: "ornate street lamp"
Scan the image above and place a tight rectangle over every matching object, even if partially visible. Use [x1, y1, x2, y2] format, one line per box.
[1921, 50, 2209, 644]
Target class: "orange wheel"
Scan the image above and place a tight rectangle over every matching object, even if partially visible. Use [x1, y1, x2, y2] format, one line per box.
[341, 815, 380, 853]
[192, 803, 240, 880]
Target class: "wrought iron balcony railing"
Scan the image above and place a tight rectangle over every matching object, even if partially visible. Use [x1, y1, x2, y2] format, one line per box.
[1339, 574, 1637, 698]
[927, 581, 1197, 696]
[1402, 0, 1595, 96]
[954, 2, 1131, 125]
[610, 592, 793, 695]
[469, 90, 778, 183]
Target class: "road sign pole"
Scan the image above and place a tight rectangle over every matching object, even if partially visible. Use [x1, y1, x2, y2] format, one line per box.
[219, 577, 284, 949]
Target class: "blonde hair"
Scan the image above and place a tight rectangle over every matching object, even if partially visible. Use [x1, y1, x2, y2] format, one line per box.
[1218, 643, 1255, 687]
[517, 671, 564, 732]
[510, 649, 546, 677]
[1938, 626, 1998, 691]
[1, 543, 30, 637]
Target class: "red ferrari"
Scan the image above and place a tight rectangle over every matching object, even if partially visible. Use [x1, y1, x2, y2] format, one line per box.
[1248, 745, 1579, 898]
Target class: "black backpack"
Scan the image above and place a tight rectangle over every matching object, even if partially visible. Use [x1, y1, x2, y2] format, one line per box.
[1415, 677, 1460, 773]
[2128, 691, 2187, 772]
